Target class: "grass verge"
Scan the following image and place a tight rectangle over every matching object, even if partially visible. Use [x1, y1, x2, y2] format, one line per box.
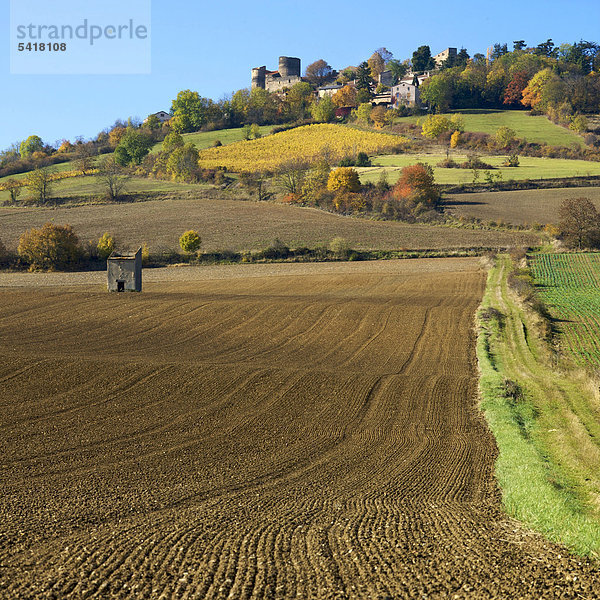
[477, 254, 600, 557]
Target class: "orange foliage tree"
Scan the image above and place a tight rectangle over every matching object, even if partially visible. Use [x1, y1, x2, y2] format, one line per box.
[332, 85, 358, 108]
[390, 163, 440, 209]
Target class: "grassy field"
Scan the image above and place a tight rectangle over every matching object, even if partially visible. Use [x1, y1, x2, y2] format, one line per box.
[0, 195, 540, 252]
[477, 255, 600, 556]
[396, 109, 585, 148]
[531, 253, 600, 367]
[445, 187, 600, 226]
[151, 125, 275, 153]
[0, 174, 209, 204]
[357, 152, 600, 185]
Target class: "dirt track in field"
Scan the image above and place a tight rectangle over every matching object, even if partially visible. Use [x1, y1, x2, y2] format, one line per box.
[1, 259, 599, 599]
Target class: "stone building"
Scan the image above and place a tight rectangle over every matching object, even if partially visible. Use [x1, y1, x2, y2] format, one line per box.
[433, 48, 457, 67]
[107, 248, 142, 292]
[251, 56, 302, 92]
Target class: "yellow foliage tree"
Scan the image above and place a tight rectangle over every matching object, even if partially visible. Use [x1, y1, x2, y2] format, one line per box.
[521, 68, 554, 108]
[327, 167, 361, 192]
[332, 85, 358, 108]
[450, 130, 461, 148]
[421, 114, 451, 139]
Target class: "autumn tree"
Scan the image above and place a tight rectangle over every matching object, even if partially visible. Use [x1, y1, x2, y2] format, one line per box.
[18, 223, 82, 271]
[355, 103, 372, 124]
[97, 233, 115, 260]
[327, 167, 361, 192]
[421, 114, 450, 138]
[162, 131, 185, 154]
[495, 126, 516, 147]
[305, 59, 334, 87]
[503, 71, 530, 105]
[368, 52, 386, 80]
[20, 135, 44, 158]
[559, 197, 600, 249]
[371, 105, 388, 128]
[332, 85, 358, 108]
[26, 167, 53, 203]
[286, 82, 313, 120]
[179, 230, 202, 253]
[390, 163, 440, 210]
[521, 68, 555, 109]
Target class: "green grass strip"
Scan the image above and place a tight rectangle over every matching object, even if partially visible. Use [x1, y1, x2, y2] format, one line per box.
[477, 256, 600, 557]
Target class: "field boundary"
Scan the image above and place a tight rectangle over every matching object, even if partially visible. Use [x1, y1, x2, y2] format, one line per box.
[477, 255, 600, 557]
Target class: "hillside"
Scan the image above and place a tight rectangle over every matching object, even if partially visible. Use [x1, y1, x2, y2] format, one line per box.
[396, 109, 585, 147]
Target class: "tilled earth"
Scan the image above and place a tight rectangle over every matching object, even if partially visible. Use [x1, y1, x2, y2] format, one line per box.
[1, 260, 599, 598]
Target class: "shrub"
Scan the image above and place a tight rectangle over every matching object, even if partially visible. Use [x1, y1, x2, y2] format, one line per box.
[329, 237, 351, 258]
[450, 130, 461, 148]
[18, 223, 82, 271]
[356, 152, 371, 167]
[213, 139, 223, 147]
[327, 167, 361, 192]
[503, 154, 520, 167]
[179, 230, 202, 253]
[97, 232, 115, 260]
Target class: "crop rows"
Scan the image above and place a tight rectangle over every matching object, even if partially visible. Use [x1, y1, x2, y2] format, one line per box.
[197, 124, 408, 172]
[2, 265, 600, 598]
[531, 252, 600, 367]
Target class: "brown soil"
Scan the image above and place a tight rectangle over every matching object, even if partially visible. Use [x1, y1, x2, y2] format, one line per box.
[445, 187, 600, 226]
[1, 260, 599, 599]
[0, 195, 539, 253]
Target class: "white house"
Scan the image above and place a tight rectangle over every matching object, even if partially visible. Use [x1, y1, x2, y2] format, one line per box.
[144, 111, 171, 124]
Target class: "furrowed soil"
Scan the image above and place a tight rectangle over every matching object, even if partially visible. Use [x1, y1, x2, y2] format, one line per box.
[1, 259, 599, 599]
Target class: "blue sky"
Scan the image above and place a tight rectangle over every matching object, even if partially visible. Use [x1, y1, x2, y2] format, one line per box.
[2, 0, 600, 150]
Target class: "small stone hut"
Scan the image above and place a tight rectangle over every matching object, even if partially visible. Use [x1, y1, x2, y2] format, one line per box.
[107, 248, 142, 292]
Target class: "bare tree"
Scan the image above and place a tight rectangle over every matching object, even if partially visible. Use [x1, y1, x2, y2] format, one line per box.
[275, 159, 309, 195]
[74, 143, 97, 175]
[97, 156, 130, 201]
[559, 197, 600, 249]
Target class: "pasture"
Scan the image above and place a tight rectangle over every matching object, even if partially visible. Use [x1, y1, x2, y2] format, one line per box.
[357, 153, 600, 185]
[2, 260, 600, 597]
[395, 109, 585, 147]
[151, 125, 275, 153]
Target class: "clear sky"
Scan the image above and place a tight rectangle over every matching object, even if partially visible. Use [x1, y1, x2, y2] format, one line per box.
[2, 0, 600, 150]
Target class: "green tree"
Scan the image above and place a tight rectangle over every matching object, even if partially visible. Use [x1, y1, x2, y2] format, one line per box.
[162, 131, 185, 154]
[355, 61, 373, 92]
[145, 114, 162, 130]
[387, 59, 409, 84]
[114, 129, 153, 166]
[179, 230, 202, 253]
[495, 126, 517, 147]
[5, 178, 22, 203]
[412, 45, 435, 73]
[311, 96, 336, 123]
[20, 135, 44, 158]
[170, 90, 220, 132]
[166, 143, 200, 181]
[355, 103, 372, 124]
[250, 123, 262, 139]
[286, 82, 314, 120]
[26, 167, 53, 203]
[420, 71, 456, 112]
[18, 222, 82, 271]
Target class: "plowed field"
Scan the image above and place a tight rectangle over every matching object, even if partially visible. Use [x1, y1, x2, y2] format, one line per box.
[1, 260, 599, 599]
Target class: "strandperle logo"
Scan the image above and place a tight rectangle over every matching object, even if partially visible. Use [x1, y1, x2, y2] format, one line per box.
[15, 19, 149, 46]
[10, 0, 151, 75]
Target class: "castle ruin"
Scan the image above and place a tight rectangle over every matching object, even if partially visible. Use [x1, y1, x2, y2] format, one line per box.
[251, 56, 302, 92]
